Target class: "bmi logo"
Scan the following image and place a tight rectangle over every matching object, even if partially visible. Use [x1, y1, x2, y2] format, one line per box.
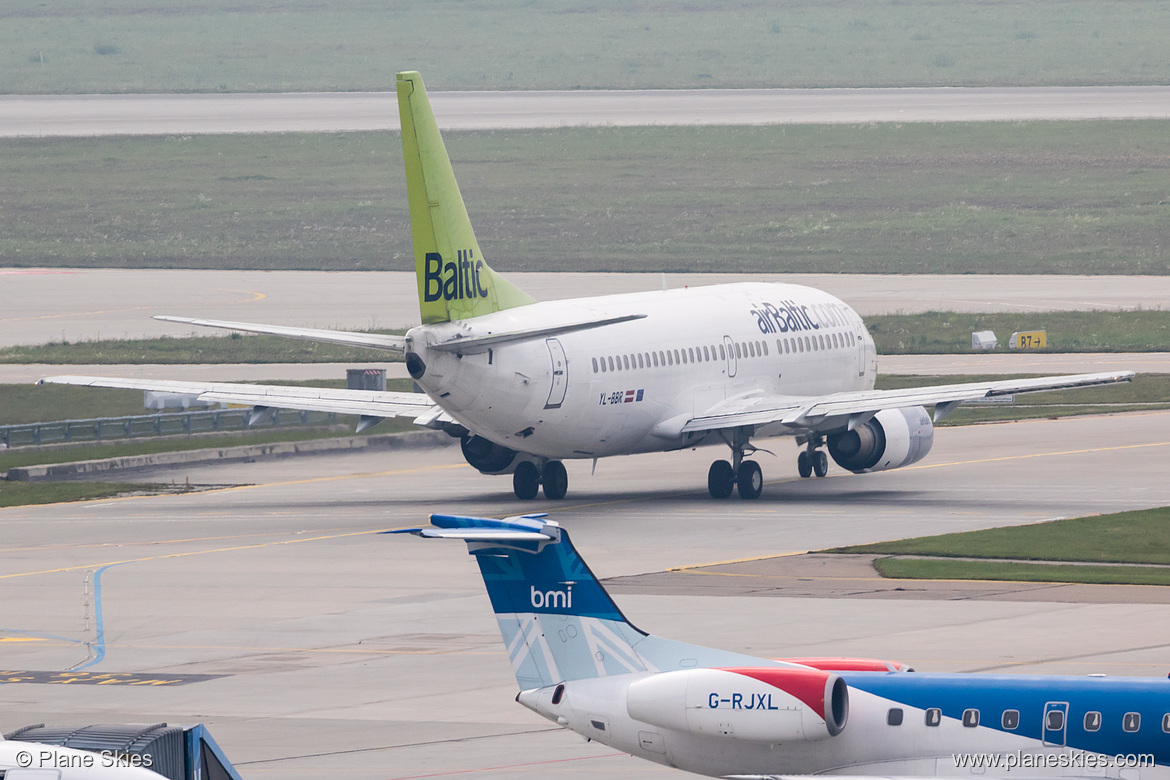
[530, 584, 573, 609]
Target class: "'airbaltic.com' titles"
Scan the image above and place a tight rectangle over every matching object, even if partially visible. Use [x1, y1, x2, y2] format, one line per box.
[41, 71, 1133, 501]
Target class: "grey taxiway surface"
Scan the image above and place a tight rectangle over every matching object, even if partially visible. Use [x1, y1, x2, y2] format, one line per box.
[4, 86, 1170, 137]
[7, 268, 1170, 348]
[3, 409, 1170, 779]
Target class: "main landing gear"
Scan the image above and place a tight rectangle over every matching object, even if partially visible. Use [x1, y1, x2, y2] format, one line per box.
[796, 435, 829, 479]
[708, 431, 830, 499]
[513, 460, 568, 501]
[707, 428, 765, 500]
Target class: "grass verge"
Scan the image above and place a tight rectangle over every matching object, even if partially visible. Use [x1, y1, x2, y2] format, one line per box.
[2, 121, 1168, 274]
[868, 311, 1170, 354]
[872, 557, 1170, 587]
[828, 506, 1170, 586]
[0, 422, 417, 475]
[0, 333, 402, 364]
[827, 506, 1170, 564]
[0, 481, 180, 507]
[3, 310, 1166, 365]
[3, 373, 1162, 432]
[875, 373, 1170, 426]
[0, 379, 415, 426]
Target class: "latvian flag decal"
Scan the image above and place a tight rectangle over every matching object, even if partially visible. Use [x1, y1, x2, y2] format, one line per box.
[625, 389, 645, 403]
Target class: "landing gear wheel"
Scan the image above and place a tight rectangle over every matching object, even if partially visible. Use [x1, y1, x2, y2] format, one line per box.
[736, 460, 763, 500]
[542, 460, 568, 500]
[707, 460, 735, 499]
[513, 461, 539, 500]
[797, 450, 813, 479]
[813, 450, 829, 478]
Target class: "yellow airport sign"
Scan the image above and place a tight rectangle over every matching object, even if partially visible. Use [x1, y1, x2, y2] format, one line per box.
[1010, 330, 1047, 349]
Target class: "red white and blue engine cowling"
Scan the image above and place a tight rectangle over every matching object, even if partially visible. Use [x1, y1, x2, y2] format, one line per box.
[626, 667, 848, 743]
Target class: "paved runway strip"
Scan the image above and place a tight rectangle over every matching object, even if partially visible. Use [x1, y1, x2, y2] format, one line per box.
[3, 87, 1169, 137]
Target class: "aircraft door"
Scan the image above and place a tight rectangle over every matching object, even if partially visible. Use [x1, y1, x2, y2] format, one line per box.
[1042, 701, 1068, 747]
[723, 335, 737, 378]
[545, 337, 568, 409]
[855, 319, 867, 377]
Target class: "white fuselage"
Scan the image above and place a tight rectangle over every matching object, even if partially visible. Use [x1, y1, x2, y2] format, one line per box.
[406, 282, 876, 459]
[519, 672, 1170, 779]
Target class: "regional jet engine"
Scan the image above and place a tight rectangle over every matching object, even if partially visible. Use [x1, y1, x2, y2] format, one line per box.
[626, 667, 848, 743]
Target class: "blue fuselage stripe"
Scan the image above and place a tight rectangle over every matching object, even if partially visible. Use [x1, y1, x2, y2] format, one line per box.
[842, 672, 1170, 763]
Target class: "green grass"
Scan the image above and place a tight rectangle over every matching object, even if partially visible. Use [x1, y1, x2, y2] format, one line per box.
[868, 311, 1170, 354]
[0, 332, 403, 364]
[3, 310, 1165, 365]
[3, 371, 1161, 432]
[831, 506, 1170, 586]
[4, 0, 1170, 93]
[2, 122, 1168, 274]
[0, 378, 419, 475]
[875, 373, 1170, 425]
[827, 506, 1170, 564]
[873, 557, 1170, 586]
[0, 480, 176, 507]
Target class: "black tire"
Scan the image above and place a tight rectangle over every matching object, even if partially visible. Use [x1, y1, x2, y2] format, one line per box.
[542, 460, 568, 500]
[797, 450, 813, 479]
[813, 450, 829, 478]
[513, 461, 540, 500]
[737, 460, 763, 499]
[707, 460, 735, 499]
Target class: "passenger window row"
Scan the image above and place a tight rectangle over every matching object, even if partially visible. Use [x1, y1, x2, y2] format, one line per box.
[776, 330, 857, 355]
[589, 329, 857, 374]
[886, 707, 1168, 733]
[592, 340, 767, 374]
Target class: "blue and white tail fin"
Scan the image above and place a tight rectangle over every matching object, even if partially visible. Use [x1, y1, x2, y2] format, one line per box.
[394, 514, 782, 690]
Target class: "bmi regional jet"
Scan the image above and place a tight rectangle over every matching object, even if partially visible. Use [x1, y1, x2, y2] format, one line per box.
[43, 71, 1133, 500]
[396, 512, 1169, 778]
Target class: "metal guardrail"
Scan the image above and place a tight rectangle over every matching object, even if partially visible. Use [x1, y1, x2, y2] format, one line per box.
[0, 408, 340, 448]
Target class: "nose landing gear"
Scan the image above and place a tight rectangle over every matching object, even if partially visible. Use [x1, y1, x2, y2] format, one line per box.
[512, 460, 568, 501]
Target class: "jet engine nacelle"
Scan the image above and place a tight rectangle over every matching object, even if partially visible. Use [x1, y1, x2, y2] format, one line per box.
[460, 434, 521, 474]
[827, 406, 934, 473]
[626, 667, 847, 743]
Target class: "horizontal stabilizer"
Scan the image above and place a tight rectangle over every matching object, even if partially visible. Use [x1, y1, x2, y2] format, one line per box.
[389, 513, 561, 545]
[155, 315, 406, 352]
[430, 314, 647, 355]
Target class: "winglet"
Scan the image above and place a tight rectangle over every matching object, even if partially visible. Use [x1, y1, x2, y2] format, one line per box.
[396, 71, 535, 324]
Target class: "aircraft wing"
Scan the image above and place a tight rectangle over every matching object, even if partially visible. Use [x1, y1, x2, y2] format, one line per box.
[39, 375, 436, 419]
[681, 370, 1135, 433]
[154, 316, 407, 352]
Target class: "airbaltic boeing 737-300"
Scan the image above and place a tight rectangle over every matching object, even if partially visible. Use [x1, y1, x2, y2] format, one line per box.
[43, 71, 1134, 500]
[397, 513, 1169, 779]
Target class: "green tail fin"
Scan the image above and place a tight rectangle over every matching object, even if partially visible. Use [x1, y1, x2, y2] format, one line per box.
[397, 71, 535, 324]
